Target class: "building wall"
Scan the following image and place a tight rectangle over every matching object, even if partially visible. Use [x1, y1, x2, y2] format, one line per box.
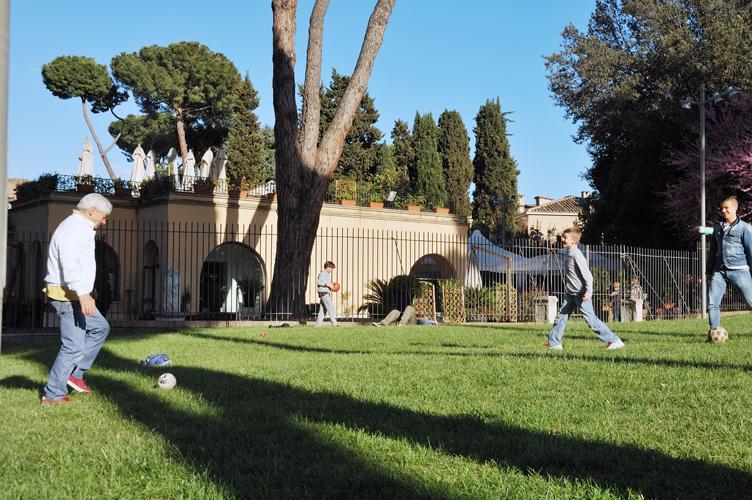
[517, 213, 579, 237]
[8, 191, 470, 319]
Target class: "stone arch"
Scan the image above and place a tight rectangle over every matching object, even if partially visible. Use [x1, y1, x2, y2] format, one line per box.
[200, 242, 265, 314]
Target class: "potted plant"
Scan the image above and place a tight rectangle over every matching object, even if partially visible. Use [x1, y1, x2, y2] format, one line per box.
[366, 191, 384, 208]
[75, 174, 95, 193]
[433, 206, 450, 214]
[193, 176, 216, 194]
[113, 178, 132, 197]
[228, 177, 252, 198]
[238, 276, 265, 309]
[401, 194, 424, 212]
[336, 178, 357, 205]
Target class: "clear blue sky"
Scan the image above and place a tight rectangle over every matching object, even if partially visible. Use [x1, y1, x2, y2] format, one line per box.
[8, 0, 596, 201]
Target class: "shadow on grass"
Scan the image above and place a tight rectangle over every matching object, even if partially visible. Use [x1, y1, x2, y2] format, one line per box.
[18, 345, 752, 499]
[178, 329, 752, 373]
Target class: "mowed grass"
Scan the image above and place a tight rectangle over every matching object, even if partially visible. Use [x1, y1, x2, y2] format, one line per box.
[1, 316, 752, 499]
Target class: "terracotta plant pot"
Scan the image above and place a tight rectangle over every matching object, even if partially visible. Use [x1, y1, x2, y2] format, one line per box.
[433, 207, 450, 214]
[367, 202, 384, 208]
[338, 199, 356, 206]
[194, 184, 213, 194]
[267, 193, 277, 200]
[114, 187, 132, 197]
[405, 205, 421, 211]
[228, 189, 249, 198]
[76, 184, 95, 193]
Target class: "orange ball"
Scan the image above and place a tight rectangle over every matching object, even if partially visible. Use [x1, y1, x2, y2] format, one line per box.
[331, 282, 341, 292]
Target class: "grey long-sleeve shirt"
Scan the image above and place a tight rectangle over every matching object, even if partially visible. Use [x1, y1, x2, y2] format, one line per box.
[563, 245, 593, 297]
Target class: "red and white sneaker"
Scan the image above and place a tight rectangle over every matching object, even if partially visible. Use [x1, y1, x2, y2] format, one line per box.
[607, 340, 625, 350]
[544, 343, 563, 350]
[67, 376, 90, 394]
[42, 395, 72, 405]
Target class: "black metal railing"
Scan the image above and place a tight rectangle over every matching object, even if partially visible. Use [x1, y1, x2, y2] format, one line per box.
[4, 223, 742, 330]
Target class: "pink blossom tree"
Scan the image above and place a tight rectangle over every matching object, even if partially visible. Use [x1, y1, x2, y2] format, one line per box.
[665, 92, 752, 244]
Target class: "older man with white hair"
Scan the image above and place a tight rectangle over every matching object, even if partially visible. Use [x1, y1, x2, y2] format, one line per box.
[42, 193, 113, 404]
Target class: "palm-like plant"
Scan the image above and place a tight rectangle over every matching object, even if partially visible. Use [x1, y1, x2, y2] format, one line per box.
[358, 278, 391, 316]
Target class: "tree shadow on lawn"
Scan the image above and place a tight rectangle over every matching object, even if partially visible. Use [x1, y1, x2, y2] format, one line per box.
[20, 347, 752, 499]
[179, 329, 752, 373]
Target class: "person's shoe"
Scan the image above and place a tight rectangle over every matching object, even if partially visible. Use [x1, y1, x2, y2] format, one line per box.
[67, 376, 90, 394]
[607, 340, 625, 350]
[41, 396, 71, 405]
[544, 343, 563, 350]
[372, 322, 382, 327]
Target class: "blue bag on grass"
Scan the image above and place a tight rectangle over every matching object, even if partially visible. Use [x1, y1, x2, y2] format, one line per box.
[140, 354, 171, 367]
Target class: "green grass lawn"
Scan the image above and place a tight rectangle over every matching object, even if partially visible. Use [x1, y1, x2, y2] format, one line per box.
[1, 316, 752, 499]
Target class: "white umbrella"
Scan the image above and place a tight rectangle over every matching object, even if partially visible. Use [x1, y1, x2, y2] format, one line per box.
[76, 137, 94, 178]
[184, 149, 196, 178]
[130, 144, 146, 184]
[166, 147, 179, 176]
[465, 249, 483, 288]
[200, 149, 213, 178]
[144, 150, 156, 179]
[166, 147, 180, 186]
[212, 148, 227, 180]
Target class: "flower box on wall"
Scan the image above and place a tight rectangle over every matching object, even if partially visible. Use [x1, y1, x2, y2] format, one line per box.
[194, 184, 213, 194]
[433, 207, 449, 214]
[338, 199, 356, 206]
[114, 187, 133, 197]
[76, 184, 95, 193]
[228, 189, 249, 198]
[267, 193, 277, 200]
[367, 201, 384, 208]
[405, 205, 421, 211]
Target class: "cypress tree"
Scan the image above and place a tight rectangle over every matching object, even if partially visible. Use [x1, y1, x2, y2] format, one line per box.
[319, 69, 383, 181]
[411, 112, 446, 209]
[391, 119, 414, 178]
[472, 98, 519, 241]
[225, 73, 265, 188]
[438, 109, 473, 217]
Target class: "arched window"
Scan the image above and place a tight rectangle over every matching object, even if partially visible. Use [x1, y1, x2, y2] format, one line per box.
[410, 254, 454, 280]
[200, 242, 265, 314]
[142, 241, 159, 313]
[95, 239, 120, 315]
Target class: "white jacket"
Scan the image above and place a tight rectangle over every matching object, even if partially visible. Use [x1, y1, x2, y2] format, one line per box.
[44, 211, 97, 297]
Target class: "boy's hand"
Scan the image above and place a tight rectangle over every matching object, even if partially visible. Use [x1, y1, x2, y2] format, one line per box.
[582, 293, 591, 301]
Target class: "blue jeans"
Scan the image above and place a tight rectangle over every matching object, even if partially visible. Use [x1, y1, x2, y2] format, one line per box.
[548, 294, 620, 347]
[708, 269, 752, 328]
[43, 301, 110, 401]
[315, 293, 338, 327]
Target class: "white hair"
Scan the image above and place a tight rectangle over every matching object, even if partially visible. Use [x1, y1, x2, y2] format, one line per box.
[77, 193, 113, 215]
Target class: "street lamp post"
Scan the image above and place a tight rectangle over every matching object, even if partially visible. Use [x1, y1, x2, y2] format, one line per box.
[682, 84, 740, 319]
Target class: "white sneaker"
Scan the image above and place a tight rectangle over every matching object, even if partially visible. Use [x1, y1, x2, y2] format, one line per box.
[607, 340, 625, 349]
[545, 343, 563, 350]
[372, 322, 382, 327]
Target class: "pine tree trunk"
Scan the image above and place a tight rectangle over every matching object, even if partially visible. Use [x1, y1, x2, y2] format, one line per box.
[81, 98, 117, 181]
[267, 0, 395, 318]
[175, 108, 188, 170]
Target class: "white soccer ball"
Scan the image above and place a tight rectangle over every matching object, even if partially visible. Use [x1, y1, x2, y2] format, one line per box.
[157, 373, 177, 390]
[708, 326, 728, 344]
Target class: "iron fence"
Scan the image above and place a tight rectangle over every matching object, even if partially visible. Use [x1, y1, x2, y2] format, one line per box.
[3, 224, 745, 329]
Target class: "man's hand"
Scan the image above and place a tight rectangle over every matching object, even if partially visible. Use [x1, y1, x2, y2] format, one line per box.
[79, 293, 96, 316]
[582, 293, 591, 302]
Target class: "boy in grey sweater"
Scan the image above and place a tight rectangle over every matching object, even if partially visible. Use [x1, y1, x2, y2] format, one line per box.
[545, 227, 624, 350]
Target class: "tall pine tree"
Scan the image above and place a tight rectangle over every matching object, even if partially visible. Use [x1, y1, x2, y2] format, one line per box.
[438, 109, 473, 217]
[472, 98, 519, 241]
[411, 112, 446, 209]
